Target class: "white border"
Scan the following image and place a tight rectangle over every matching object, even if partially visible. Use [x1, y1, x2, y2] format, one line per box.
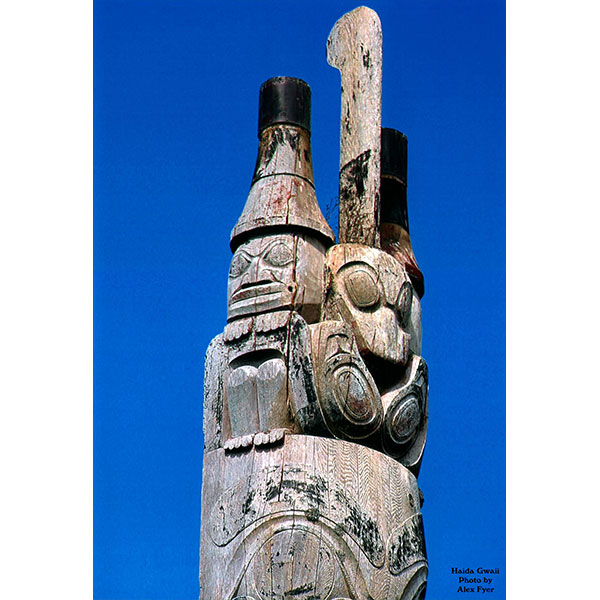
[0, 2, 92, 598]
[507, 1, 599, 598]
[3, 1, 599, 598]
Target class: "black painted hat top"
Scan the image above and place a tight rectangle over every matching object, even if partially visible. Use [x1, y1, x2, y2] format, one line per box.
[381, 127, 407, 185]
[258, 76, 311, 134]
[380, 128, 409, 232]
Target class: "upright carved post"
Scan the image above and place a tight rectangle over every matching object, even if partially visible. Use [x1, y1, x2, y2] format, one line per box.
[327, 6, 382, 247]
[200, 8, 428, 600]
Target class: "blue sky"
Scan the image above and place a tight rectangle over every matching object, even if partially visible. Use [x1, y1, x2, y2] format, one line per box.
[94, 1, 505, 598]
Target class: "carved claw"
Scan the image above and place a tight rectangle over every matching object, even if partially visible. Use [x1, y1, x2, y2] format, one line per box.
[268, 427, 288, 444]
[253, 431, 268, 446]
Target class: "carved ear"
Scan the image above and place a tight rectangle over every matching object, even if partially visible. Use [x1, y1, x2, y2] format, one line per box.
[380, 355, 429, 474]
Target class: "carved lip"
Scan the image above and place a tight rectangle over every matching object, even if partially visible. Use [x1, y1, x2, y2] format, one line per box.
[230, 282, 285, 304]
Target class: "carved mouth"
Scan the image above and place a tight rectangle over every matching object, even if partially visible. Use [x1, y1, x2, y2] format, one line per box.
[230, 282, 285, 304]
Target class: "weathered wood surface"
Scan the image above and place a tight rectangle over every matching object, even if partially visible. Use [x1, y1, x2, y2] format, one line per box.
[230, 122, 335, 253]
[200, 435, 427, 600]
[327, 6, 383, 247]
[380, 354, 429, 474]
[204, 308, 427, 467]
[200, 17, 429, 598]
[309, 319, 383, 441]
[324, 244, 413, 366]
[227, 232, 327, 324]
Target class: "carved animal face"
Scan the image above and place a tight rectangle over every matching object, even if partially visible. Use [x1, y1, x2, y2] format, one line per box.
[227, 232, 325, 322]
[324, 244, 412, 364]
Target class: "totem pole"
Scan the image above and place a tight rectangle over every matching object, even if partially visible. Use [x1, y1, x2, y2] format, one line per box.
[200, 7, 428, 600]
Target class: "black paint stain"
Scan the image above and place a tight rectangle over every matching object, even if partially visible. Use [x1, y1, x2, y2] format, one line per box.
[344, 502, 383, 560]
[333, 487, 384, 564]
[241, 488, 256, 515]
[388, 514, 427, 574]
[254, 127, 300, 180]
[305, 507, 320, 522]
[279, 474, 327, 508]
[285, 128, 298, 151]
[340, 149, 371, 201]
[344, 105, 351, 133]
[286, 583, 314, 596]
[265, 477, 280, 502]
[363, 49, 371, 69]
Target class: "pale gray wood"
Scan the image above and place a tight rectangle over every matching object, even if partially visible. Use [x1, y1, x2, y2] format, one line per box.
[309, 319, 383, 441]
[230, 123, 335, 251]
[200, 436, 427, 600]
[226, 365, 259, 439]
[201, 7, 430, 598]
[408, 293, 422, 355]
[381, 354, 429, 475]
[256, 357, 288, 431]
[227, 232, 327, 324]
[203, 334, 227, 452]
[323, 244, 412, 366]
[327, 6, 382, 247]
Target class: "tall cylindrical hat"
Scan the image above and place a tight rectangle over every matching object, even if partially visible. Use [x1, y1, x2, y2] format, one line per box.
[380, 127, 425, 298]
[230, 77, 336, 251]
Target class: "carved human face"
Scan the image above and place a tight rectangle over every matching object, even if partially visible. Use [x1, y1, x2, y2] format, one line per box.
[324, 244, 413, 364]
[227, 232, 325, 322]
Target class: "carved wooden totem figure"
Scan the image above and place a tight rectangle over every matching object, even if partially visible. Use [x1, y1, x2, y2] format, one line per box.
[200, 7, 429, 600]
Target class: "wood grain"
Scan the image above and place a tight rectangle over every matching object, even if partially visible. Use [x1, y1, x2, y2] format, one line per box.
[327, 7, 383, 247]
[200, 7, 430, 598]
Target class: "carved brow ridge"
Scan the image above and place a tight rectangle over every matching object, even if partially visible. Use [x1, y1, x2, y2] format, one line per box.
[237, 239, 294, 261]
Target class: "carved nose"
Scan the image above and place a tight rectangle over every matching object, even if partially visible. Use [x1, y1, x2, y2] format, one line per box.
[245, 257, 277, 288]
[239, 257, 261, 287]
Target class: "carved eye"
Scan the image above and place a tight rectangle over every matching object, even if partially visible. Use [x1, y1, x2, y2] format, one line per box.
[264, 243, 294, 267]
[396, 281, 413, 327]
[229, 253, 250, 278]
[344, 268, 380, 308]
